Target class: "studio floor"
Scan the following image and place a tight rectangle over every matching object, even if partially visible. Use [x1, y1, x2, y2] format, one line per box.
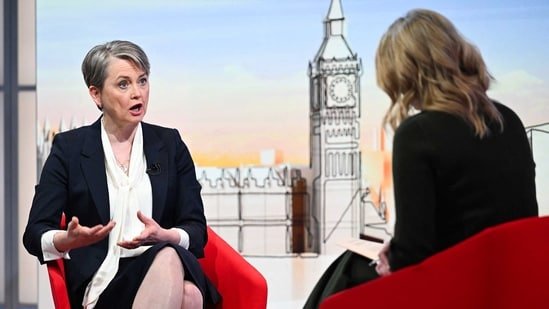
[247, 249, 345, 309]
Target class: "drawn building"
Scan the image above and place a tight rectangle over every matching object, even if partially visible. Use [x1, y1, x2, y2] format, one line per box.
[308, 0, 363, 252]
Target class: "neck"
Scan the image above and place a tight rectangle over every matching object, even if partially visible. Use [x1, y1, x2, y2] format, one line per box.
[102, 115, 138, 144]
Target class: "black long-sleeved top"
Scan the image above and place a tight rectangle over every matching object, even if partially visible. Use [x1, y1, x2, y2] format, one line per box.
[389, 102, 538, 270]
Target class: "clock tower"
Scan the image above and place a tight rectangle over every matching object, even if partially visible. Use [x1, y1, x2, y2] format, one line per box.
[308, 0, 362, 252]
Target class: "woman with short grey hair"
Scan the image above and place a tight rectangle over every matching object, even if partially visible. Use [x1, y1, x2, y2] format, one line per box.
[24, 40, 219, 308]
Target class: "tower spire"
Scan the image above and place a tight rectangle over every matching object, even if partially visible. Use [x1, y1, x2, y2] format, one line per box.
[326, 0, 344, 35]
[314, 0, 354, 61]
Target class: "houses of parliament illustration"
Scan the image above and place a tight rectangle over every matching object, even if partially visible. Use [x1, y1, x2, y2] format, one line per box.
[37, 0, 389, 256]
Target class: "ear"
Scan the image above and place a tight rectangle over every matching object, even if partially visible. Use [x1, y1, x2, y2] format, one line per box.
[89, 86, 102, 110]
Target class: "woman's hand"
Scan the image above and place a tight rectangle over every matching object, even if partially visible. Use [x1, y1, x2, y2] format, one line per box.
[53, 216, 115, 252]
[375, 240, 392, 277]
[117, 211, 180, 249]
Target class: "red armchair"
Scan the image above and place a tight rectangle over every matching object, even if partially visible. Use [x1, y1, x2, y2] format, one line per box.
[198, 227, 268, 308]
[46, 226, 268, 309]
[320, 216, 549, 309]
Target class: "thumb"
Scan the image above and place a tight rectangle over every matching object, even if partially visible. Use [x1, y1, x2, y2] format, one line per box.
[136, 210, 150, 223]
[68, 216, 79, 230]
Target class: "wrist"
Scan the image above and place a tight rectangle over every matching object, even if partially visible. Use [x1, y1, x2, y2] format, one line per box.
[156, 227, 179, 244]
[53, 231, 72, 252]
[167, 228, 181, 245]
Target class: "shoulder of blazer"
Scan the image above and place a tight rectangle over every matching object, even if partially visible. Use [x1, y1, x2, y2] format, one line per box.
[54, 122, 97, 140]
[142, 121, 177, 140]
[52, 119, 101, 156]
[141, 121, 184, 150]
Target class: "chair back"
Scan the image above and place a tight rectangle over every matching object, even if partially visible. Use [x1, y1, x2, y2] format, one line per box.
[320, 216, 549, 309]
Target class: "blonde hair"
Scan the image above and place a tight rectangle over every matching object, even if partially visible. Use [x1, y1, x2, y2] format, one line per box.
[376, 9, 503, 137]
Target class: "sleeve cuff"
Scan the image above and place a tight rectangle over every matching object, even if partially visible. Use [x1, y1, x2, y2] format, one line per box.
[172, 228, 190, 249]
[41, 230, 71, 261]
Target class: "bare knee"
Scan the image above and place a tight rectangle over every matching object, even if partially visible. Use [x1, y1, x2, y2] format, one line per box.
[153, 247, 183, 271]
[134, 248, 185, 309]
[146, 247, 185, 284]
[182, 281, 203, 309]
[155, 247, 179, 263]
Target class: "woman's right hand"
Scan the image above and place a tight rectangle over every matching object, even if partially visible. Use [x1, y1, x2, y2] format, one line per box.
[375, 240, 392, 277]
[53, 216, 116, 252]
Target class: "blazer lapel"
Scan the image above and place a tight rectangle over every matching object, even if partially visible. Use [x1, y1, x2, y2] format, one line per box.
[81, 118, 110, 224]
[142, 123, 168, 222]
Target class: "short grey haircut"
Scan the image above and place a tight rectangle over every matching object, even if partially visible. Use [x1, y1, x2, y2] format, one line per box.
[81, 40, 150, 89]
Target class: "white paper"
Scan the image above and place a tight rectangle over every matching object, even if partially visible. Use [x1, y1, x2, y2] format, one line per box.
[337, 238, 384, 260]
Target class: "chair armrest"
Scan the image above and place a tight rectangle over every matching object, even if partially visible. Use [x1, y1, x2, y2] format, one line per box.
[46, 213, 71, 309]
[46, 259, 70, 309]
[199, 227, 268, 309]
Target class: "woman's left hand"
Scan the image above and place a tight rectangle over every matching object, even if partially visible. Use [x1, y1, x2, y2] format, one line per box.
[117, 211, 173, 249]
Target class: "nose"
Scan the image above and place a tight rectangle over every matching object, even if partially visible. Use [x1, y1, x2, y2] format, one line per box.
[130, 84, 142, 100]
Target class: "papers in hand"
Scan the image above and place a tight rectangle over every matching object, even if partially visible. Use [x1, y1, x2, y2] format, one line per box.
[338, 238, 384, 260]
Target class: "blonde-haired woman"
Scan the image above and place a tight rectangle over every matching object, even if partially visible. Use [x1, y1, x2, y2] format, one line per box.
[305, 9, 537, 308]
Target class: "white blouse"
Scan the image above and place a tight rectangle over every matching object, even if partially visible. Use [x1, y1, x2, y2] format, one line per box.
[40, 122, 189, 261]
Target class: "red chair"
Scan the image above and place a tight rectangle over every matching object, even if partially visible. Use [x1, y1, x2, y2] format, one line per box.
[320, 216, 549, 309]
[198, 227, 268, 309]
[46, 224, 268, 309]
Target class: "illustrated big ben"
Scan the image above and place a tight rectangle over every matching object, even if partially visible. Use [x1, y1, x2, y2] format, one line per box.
[308, 0, 362, 253]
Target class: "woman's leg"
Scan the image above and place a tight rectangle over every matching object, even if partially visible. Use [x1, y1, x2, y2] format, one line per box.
[133, 247, 184, 309]
[181, 281, 203, 309]
[132, 247, 204, 309]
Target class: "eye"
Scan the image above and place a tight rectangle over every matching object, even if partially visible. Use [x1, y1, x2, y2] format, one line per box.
[138, 77, 148, 87]
[118, 80, 129, 89]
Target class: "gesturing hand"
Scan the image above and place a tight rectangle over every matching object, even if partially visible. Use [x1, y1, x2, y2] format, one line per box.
[54, 216, 116, 252]
[117, 211, 164, 249]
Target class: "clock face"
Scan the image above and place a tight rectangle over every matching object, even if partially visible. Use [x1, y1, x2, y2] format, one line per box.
[329, 76, 353, 105]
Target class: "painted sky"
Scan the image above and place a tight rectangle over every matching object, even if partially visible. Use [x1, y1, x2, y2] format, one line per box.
[37, 0, 549, 166]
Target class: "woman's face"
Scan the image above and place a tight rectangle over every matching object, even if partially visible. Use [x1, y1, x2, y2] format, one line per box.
[89, 57, 149, 127]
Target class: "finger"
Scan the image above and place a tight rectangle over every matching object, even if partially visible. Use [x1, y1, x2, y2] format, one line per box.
[118, 240, 139, 249]
[136, 211, 149, 223]
[88, 224, 105, 234]
[376, 263, 385, 275]
[95, 223, 116, 237]
[133, 235, 146, 242]
[376, 262, 389, 276]
[95, 220, 115, 231]
[117, 241, 134, 249]
[380, 240, 390, 253]
[133, 230, 153, 243]
[103, 220, 116, 231]
[84, 223, 112, 240]
[378, 254, 389, 266]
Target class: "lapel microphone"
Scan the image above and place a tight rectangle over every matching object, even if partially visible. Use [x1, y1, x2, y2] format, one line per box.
[146, 163, 161, 176]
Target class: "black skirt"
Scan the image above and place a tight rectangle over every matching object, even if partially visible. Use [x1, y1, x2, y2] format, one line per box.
[89, 242, 220, 308]
[303, 250, 379, 309]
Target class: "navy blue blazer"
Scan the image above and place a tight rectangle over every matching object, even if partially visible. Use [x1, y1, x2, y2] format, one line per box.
[23, 118, 207, 294]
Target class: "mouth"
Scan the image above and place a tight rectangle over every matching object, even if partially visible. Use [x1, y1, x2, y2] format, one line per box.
[130, 103, 143, 112]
